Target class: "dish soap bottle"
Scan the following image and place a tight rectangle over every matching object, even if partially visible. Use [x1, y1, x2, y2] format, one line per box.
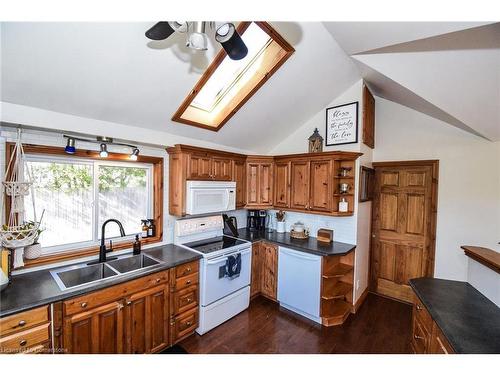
[339, 197, 349, 213]
[133, 235, 141, 255]
[141, 220, 148, 238]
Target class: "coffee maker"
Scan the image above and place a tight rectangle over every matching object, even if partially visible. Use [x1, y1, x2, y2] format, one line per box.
[247, 210, 267, 231]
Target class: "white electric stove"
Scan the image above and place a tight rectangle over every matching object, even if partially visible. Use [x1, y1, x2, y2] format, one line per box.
[174, 215, 251, 335]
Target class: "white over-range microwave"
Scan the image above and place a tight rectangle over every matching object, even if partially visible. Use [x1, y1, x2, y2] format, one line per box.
[185, 180, 236, 215]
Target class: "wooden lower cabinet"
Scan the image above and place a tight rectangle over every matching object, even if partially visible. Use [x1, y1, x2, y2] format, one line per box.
[0, 305, 51, 354]
[61, 263, 200, 354]
[411, 293, 455, 354]
[250, 241, 278, 300]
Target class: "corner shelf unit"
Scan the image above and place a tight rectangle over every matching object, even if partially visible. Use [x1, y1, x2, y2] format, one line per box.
[332, 159, 356, 216]
[320, 250, 355, 326]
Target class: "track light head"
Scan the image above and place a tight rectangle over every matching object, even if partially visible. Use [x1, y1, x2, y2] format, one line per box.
[64, 138, 76, 154]
[145, 21, 188, 41]
[99, 143, 109, 158]
[215, 23, 248, 60]
[129, 148, 140, 161]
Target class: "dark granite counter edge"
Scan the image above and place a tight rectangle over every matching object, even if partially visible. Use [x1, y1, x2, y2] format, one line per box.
[258, 238, 356, 257]
[409, 280, 460, 353]
[0, 246, 202, 318]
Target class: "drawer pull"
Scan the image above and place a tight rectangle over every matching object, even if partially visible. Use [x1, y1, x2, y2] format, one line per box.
[185, 321, 192, 327]
[81, 302, 88, 308]
[126, 301, 132, 306]
[19, 339, 27, 347]
[416, 304, 422, 311]
[156, 278, 161, 283]
[186, 298, 192, 303]
[414, 334, 424, 340]
[186, 280, 192, 285]
[18, 320, 26, 327]
[185, 267, 191, 273]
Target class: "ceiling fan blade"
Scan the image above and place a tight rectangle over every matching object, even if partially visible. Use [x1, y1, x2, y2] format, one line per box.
[145, 22, 175, 40]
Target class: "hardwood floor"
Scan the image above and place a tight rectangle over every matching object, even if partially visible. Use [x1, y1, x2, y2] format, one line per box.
[180, 293, 412, 354]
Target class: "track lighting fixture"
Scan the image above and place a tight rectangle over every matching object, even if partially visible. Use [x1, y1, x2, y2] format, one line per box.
[99, 143, 109, 158]
[145, 21, 248, 60]
[129, 148, 140, 161]
[64, 137, 76, 154]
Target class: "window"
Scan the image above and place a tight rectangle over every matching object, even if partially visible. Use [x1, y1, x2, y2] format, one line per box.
[172, 22, 294, 131]
[24, 155, 153, 254]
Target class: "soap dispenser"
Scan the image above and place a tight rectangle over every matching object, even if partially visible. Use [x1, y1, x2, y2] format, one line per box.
[133, 235, 142, 255]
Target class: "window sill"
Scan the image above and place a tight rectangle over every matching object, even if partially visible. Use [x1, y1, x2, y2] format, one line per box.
[17, 235, 163, 270]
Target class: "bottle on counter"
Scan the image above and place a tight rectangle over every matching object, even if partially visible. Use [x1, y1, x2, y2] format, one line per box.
[133, 235, 141, 255]
[141, 220, 149, 238]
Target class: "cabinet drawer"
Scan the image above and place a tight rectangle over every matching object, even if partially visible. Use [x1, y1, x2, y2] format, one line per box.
[64, 270, 169, 315]
[173, 307, 198, 343]
[0, 306, 49, 337]
[411, 316, 430, 354]
[413, 295, 432, 333]
[430, 323, 455, 354]
[173, 285, 198, 315]
[176, 261, 199, 278]
[0, 322, 50, 353]
[175, 272, 199, 291]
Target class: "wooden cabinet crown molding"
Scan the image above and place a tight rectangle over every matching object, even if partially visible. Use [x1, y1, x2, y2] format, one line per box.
[166, 144, 247, 160]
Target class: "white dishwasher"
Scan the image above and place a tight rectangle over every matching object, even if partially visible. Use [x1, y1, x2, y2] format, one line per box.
[277, 246, 322, 323]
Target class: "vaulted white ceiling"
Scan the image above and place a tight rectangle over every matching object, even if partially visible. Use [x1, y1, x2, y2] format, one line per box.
[0, 22, 360, 153]
[324, 22, 500, 141]
[2, 22, 499, 152]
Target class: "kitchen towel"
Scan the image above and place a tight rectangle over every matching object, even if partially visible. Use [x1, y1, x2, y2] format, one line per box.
[225, 253, 242, 279]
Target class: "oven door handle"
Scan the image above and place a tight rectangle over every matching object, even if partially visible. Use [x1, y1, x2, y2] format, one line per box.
[205, 248, 250, 264]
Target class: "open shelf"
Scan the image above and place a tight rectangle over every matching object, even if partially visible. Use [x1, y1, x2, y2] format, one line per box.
[320, 299, 351, 324]
[322, 281, 353, 300]
[334, 176, 355, 179]
[322, 263, 353, 278]
[333, 193, 354, 197]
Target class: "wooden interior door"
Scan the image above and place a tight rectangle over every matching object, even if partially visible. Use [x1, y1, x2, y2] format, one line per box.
[259, 163, 273, 205]
[290, 160, 310, 210]
[371, 161, 438, 303]
[125, 285, 169, 354]
[309, 159, 332, 212]
[274, 161, 290, 208]
[233, 160, 246, 208]
[63, 301, 124, 354]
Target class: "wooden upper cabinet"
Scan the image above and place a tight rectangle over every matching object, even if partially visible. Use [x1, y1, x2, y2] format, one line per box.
[212, 157, 233, 181]
[290, 160, 310, 210]
[274, 162, 290, 208]
[188, 153, 212, 180]
[363, 84, 375, 149]
[309, 160, 332, 212]
[246, 158, 273, 208]
[233, 160, 246, 208]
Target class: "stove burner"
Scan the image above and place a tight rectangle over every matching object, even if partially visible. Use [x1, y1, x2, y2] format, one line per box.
[183, 236, 247, 254]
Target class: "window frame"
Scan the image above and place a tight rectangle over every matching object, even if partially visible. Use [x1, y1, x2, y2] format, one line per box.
[171, 21, 295, 131]
[4, 142, 164, 269]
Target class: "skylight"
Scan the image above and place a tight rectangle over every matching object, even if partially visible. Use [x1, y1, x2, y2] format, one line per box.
[172, 22, 294, 131]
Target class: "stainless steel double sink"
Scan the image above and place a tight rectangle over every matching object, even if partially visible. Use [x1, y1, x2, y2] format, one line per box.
[50, 254, 162, 291]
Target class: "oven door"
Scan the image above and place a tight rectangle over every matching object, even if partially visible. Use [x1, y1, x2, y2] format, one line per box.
[200, 247, 251, 306]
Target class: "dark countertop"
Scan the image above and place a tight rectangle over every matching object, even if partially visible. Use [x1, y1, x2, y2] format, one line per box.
[236, 228, 356, 257]
[409, 278, 500, 354]
[0, 244, 201, 318]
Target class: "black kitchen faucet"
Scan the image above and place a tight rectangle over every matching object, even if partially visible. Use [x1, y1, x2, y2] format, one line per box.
[88, 219, 126, 264]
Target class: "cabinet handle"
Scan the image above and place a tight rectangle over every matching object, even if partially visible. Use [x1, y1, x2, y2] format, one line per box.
[19, 339, 27, 347]
[414, 334, 424, 340]
[186, 298, 192, 303]
[18, 320, 26, 327]
[416, 304, 422, 311]
[126, 301, 132, 306]
[186, 321, 192, 327]
[185, 267, 191, 273]
[81, 302, 88, 308]
[186, 279, 192, 285]
[156, 278, 161, 283]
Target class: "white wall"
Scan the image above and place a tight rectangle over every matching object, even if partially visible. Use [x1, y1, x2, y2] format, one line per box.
[373, 97, 500, 284]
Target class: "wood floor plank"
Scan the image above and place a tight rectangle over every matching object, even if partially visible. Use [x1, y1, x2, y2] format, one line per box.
[180, 293, 412, 354]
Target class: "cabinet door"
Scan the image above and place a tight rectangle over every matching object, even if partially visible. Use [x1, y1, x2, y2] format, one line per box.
[261, 243, 278, 300]
[429, 323, 454, 354]
[233, 160, 246, 208]
[259, 163, 273, 205]
[125, 285, 169, 354]
[246, 163, 260, 205]
[290, 160, 310, 210]
[63, 301, 124, 354]
[212, 157, 233, 181]
[274, 162, 290, 208]
[188, 154, 212, 180]
[250, 242, 262, 298]
[309, 160, 332, 212]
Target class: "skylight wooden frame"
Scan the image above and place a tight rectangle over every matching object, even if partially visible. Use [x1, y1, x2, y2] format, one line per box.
[172, 22, 295, 131]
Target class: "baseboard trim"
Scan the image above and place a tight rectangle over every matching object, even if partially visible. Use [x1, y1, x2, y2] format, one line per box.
[352, 288, 369, 313]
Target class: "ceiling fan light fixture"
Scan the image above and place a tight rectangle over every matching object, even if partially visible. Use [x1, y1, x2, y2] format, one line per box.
[215, 23, 248, 60]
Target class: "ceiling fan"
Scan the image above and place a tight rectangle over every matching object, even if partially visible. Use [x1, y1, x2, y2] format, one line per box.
[145, 21, 248, 60]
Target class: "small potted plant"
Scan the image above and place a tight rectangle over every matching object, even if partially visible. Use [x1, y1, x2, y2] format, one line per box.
[23, 223, 44, 260]
[276, 210, 286, 233]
